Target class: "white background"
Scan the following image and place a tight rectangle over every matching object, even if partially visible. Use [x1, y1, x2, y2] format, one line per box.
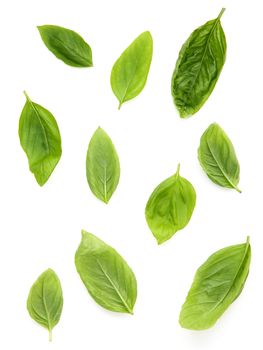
[0, 0, 262, 348]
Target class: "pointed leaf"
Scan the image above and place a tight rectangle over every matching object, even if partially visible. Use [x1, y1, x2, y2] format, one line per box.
[27, 269, 63, 341]
[171, 8, 226, 117]
[37, 25, 93, 67]
[145, 164, 196, 244]
[75, 231, 137, 314]
[111, 31, 153, 108]
[198, 123, 241, 192]
[86, 127, 120, 203]
[179, 237, 251, 330]
[19, 92, 62, 186]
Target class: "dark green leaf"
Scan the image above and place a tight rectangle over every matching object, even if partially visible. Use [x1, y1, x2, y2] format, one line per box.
[86, 127, 120, 203]
[111, 31, 153, 108]
[37, 25, 93, 67]
[75, 231, 137, 314]
[145, 164, 196, 244]
[198, 123, 241, 192]
[27, 269, 63, 341]
[171, 8, 226, 118]
[19, 92, 62, 186]
[179, 237, 251, 330]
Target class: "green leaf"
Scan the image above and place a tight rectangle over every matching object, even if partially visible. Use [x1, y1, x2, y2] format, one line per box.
[171, 8, 226, 118]
[110, 31, 153, 109]
[75, 231, 137, 314]
[27, 269, 63, 341]
[179, 237, 251, 330]
[86, 127, 120, 203]
[19, 92, 62, 186]
[37, 25, 93, 67]
[145, 164, 196, 244]
[198, 123, 241, 192]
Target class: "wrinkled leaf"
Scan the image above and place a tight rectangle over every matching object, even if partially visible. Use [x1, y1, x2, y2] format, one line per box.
[37, 25, 93, 67]
[27, 269, 63, 341]
[198, 123, 241, 192]
[179, 237, 251, 330]
[75, 231, 137, 314]
[111, 31, 153, 108]
[19, 92, 62, 186]
[145, 164, 196, 244]
[86, 127, 120, 203]
[171, 8, 226, 118]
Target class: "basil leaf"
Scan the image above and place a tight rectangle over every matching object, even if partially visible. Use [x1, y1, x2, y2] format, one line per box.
[171, 8, 226, 118]
[27, 269, 63, 341]
[110, 31, 153, 109]
[19, 92, 62, 186]
[145, 164, 196, 244]
[37, 25, 93, 67]
[179, 237, 251, 330]
[75, 230, 137, 314]
[86, 127, 120, 203]
[198, 123, 241, 192]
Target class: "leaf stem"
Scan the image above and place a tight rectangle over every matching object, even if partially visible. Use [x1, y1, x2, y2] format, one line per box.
[48, 329, 52, 342]
[235, 186, 242, 193]
[23, 90, 31, 102]
[118, 102, 122, 110]
[175, 163, 180, 179]
[218, 8, 226, 19]
[246, 236, 250, 245]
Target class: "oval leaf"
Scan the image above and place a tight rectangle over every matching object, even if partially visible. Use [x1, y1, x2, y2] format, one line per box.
[110, 31, 153, 108]
[198, 123, 241, 192]
[179, 237, 251, 330]
[171, 8, 226, 118]
[19, 92, 62, 186]
[37, 25, 93, 67]
[75, 231, 137, 314]
[145, 164, 196, 244]
[86, 127, 120, 203]
[27, 269, 63, 341]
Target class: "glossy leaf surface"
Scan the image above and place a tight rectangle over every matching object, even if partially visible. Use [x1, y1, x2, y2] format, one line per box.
[111, 31, 153, 108]
[145, 165, 196, 244]
[75, 231, 137, 314]
[179, 237, 251, 330]
[19, 92, 62, 186]
[37, 25, 93, 67]
[198, 123, 240, 192]
[171, 8, 226, 117]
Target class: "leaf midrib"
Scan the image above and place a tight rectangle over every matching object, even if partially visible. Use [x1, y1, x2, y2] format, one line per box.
[27, 99, 50, 155]
[206, 139, 239, 190]
[96, 259, 133, 313]
[42, 279, 52, 332]
[50, 35, 90, 66]
[207, 242, 250, 314]
[119, 58, 139, 106]
[183, 15, 221, 104]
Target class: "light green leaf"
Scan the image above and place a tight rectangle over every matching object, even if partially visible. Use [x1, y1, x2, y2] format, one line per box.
[145, 164, 196, 244]
[27, 269, 63, 341]
[86, 127, 120, 203]
[19, 92, 62, 186]
[37, 25, 93, 67]
[198, 123, 241, 192]
[75, 231, 137, 314]
[171, 8, 226, 118]
[111, 31, 153, 108]
[179, 237, 251, 330]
